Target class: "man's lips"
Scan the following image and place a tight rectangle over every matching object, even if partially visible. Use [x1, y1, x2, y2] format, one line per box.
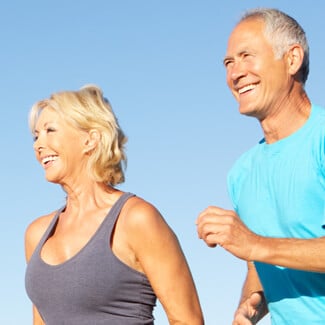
[238, 83, 257, 94]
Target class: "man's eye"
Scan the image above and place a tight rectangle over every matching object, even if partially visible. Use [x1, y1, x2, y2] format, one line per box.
[242, 52, 252, 59]
[224, 60, 233, 68]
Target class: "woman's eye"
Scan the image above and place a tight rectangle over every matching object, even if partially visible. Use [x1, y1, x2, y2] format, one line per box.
[46, 127, 56, 133]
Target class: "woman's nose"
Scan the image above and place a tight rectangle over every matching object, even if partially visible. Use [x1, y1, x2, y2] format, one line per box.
[33, 136, 44, 153]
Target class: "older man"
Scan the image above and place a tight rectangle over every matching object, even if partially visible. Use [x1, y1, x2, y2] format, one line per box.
[197, 8, 325, 324]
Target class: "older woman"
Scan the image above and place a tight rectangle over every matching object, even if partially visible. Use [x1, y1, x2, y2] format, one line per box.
[25, 85, 204, 325]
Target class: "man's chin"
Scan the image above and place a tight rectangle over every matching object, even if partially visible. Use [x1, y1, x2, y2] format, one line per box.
[238, 105, 257, 117]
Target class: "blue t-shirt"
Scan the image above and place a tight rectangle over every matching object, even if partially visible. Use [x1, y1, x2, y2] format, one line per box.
[228, 104, 325, 324]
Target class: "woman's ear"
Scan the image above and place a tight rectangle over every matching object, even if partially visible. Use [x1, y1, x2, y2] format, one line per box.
[286, 44, 304, 76]
[83, 129, 100, 154]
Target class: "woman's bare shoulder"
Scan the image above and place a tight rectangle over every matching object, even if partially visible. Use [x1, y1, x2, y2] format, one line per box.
[26, 211, 57, 235]
[25, 211, 57, 261]
[121, 196, 175, 242]
[123, 196, 163, 223]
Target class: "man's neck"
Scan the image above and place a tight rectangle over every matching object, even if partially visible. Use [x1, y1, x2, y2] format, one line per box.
[260, 91, 311, 144]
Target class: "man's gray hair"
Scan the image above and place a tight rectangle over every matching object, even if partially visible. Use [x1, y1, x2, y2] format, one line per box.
[240, 8, 309, 84]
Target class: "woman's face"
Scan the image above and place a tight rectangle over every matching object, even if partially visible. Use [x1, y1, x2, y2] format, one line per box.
[33, 107, 90, 185]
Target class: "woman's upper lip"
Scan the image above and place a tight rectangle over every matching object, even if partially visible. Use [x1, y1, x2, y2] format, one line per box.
[41, 154, 58, 165]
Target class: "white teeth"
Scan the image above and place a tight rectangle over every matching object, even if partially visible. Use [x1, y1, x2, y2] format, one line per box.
[42, 156, 58, 165]
[238, 84, 256, 94]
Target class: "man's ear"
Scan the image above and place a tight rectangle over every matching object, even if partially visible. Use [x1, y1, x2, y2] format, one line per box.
[286, 44, 304, 76]
[83, 129, 100, 154]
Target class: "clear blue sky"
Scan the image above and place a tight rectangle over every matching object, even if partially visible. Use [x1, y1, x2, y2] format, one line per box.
[1, 1, 324, 324]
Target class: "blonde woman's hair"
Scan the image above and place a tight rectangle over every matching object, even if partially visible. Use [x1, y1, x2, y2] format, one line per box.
[29, 85, 127, 185]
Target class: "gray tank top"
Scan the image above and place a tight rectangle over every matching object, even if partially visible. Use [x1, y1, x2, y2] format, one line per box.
[25, 192, 156, 324]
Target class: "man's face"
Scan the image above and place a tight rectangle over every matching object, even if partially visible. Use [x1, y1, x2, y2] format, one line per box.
[224, 19, 290, 120]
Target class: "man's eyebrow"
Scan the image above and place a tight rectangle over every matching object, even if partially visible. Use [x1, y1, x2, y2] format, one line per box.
[223, 55, 233, 65]
[223, 50, 252, 64]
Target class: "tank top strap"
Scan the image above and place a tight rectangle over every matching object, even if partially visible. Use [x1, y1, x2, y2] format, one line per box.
[99, 192, 136, 235]
[34, 206, 65, 254]
[110, 192, 135, 221]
